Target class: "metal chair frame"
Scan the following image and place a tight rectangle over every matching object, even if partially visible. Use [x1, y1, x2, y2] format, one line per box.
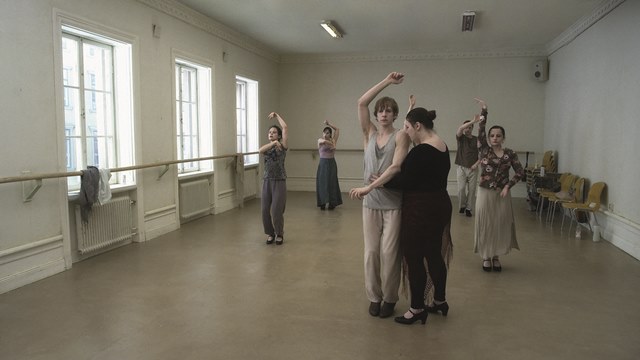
[561, 182, 606, 234]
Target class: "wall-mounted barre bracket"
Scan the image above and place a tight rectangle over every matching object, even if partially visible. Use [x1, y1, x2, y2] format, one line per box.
[22, 179, 42, 202]
[157, 165, 170, 180]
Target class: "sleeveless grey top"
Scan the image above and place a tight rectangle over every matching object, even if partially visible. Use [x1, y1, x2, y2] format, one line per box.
[363, 130, 402, 210]
[263, 146, 287, 180]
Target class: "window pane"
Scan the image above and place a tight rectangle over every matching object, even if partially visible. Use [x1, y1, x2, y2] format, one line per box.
[181, 105, 191, 136]
[83, 42, 112, 92]
[64, 88, 81, 136]
[86, 135, 115, 169]
[84, 90, 114, 136]
[236, 76, 258, 165]
[62, 37, 79, 87]
[188, 103, 198, 136]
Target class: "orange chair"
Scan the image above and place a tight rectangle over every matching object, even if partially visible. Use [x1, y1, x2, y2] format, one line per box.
[538, 173, 575, 219]
[548, 177, 585, 225]
[534, 172, 569, 215]
[561, 182, 606, 233]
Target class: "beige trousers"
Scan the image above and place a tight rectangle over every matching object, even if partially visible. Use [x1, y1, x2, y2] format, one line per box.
[362, 207, 402, 304]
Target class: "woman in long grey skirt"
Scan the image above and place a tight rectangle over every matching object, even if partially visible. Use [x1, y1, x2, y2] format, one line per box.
[316, 120, 343, 210]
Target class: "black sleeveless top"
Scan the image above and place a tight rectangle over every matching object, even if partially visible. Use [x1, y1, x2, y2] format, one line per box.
[400, 143, 450, 192]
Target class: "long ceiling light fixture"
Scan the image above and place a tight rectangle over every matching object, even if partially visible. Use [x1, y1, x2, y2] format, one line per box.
[320, 20, 343, 38]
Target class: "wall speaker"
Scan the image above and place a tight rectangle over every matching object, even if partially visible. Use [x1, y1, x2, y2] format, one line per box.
[533, 59, 548, 82]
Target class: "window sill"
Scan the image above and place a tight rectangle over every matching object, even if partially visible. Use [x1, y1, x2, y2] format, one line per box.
[68, 183, 137, 201]
[178, 170, 214, 181]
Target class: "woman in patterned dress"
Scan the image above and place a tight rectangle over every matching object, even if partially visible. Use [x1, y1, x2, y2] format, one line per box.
[473, 98, 524, 272]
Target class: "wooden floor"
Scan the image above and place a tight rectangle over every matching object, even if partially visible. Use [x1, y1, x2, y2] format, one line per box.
[1, 192, 639, 360]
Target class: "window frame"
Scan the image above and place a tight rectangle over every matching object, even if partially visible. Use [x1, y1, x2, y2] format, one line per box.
[57, 17, 136, 194]
[173, 53, 213, 177]
[235, 75, 259, 166]
[175, 63, 200, 173]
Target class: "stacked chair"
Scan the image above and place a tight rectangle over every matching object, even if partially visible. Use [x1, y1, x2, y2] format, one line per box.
[525, 151, 555, 191]
[526, 150, 557, 212]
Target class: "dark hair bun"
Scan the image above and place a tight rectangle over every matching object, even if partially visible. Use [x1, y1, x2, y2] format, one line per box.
[406, 107, 437, 129]
[426, 110, 436, 122]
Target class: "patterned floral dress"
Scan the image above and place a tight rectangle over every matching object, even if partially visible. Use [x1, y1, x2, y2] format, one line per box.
[474, 109, 524, 259]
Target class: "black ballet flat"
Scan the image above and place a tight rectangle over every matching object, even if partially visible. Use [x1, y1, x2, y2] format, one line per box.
[426, 302, 449, 316]
[266, 235, 275, 245]
[492, 258, 502, 272]
[369, 302, 381, 317]
[482, 259, 492, 272]
[394, 309, 428, 325]
[275, 236, 284, 245]
[379, 302, 395, 318]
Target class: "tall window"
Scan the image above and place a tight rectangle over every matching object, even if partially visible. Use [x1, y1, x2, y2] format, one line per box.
[176, 64, 199, 172]
[236, 76, 259, 165]
[62, 27, 133, 191]
[174, 57, 212, 174]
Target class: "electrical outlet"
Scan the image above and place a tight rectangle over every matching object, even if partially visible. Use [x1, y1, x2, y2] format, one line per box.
[608, 203, 614, 211]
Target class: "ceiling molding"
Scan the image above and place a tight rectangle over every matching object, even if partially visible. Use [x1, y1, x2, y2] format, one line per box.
[135, 0, 280, 62]
[280, 48, 547, 64]
[546, 0, 626, 55]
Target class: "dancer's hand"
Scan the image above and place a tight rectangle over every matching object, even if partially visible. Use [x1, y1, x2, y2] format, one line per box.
[385, 72, 405, 85]
[408, 95, 416, 110]
[473, 98, 487, 109]
[349, 186, 371, 200]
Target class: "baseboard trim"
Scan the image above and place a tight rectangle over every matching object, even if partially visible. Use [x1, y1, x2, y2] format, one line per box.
[144, 205, 179, 241]
[601, 211, 640, 261]
[0, 235, 66, 294]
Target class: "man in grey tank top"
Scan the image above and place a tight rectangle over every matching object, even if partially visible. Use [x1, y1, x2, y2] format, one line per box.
[350, 72, 411, 319]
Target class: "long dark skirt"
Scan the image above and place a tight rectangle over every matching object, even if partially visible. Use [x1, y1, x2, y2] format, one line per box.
[316, 158, 343, 208]
[400, 191, 453, 308]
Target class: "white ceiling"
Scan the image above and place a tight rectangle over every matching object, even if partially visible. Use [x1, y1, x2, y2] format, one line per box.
[173, 0, 605, 56]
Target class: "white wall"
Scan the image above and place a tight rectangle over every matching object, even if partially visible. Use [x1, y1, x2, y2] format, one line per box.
[0, 0, 278, 293]
[279, 56, 547, 196]
[545, 0, 640, 258]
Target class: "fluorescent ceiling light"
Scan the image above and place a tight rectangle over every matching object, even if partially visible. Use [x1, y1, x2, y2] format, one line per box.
[320, 20, 343, 38]
[462, 11, 475, 32]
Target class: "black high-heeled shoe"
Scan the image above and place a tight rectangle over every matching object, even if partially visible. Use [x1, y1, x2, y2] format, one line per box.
[426, 302, 449, 316]
[394, 309, 428, 325]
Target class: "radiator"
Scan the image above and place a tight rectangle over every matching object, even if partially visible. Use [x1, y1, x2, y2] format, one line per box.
[179, 179, 211, 220]
[76, 196, 134, 255]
